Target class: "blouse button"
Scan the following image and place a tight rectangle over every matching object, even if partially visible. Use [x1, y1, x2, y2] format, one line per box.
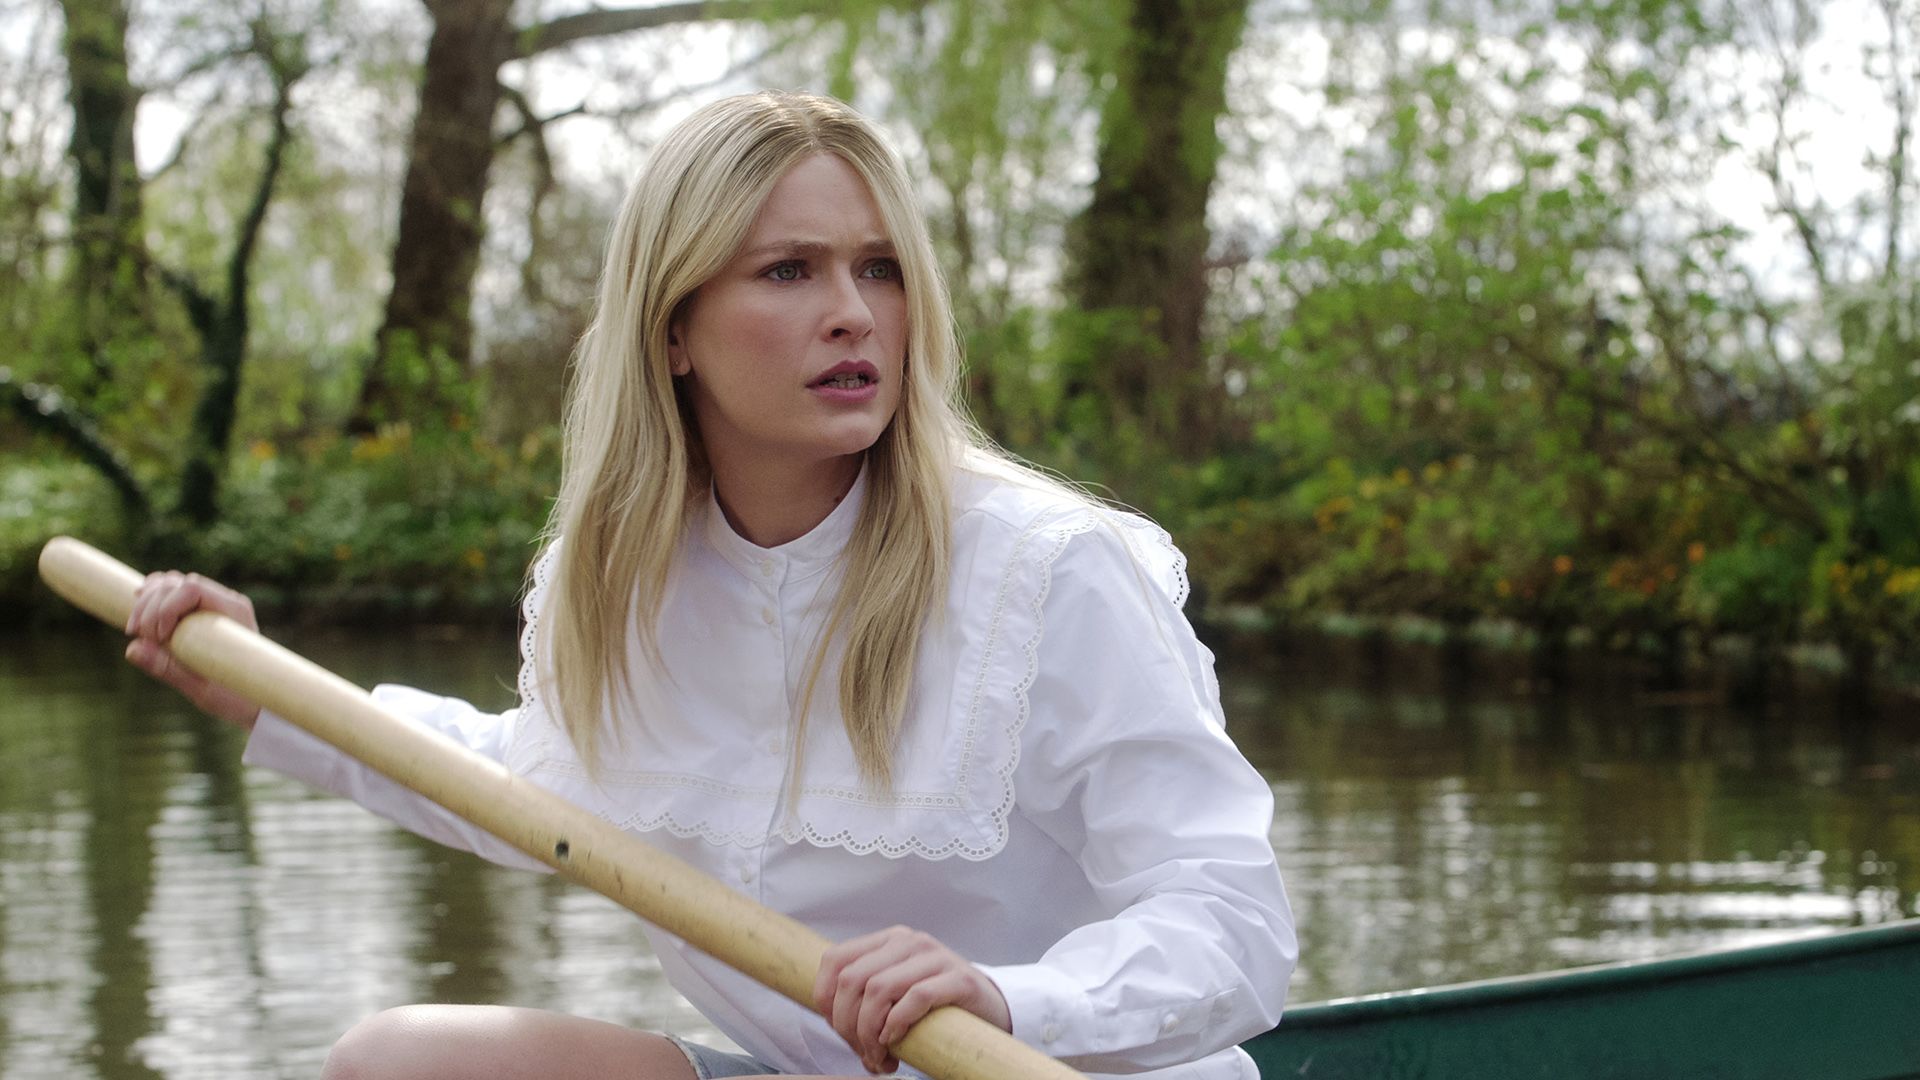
[738, 865, 755, 884]
[1160, 1012, 1179, 1035]
[1041, 1023, 1060, 1045]
[759, 559, 774, 577]
[760, 607, 776, 626]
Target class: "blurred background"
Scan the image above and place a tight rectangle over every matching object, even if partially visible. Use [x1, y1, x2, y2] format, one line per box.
[2, 0, 1918, 1076]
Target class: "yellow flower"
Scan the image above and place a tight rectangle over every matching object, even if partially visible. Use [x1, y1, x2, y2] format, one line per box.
[352, 436, 393, 463]
[248, 439, 276, 462]
[463, 548, 486, 571]
[1315, 495, 1354, 532]
[333, 544, 353, 562]
[1687, 541, 1706, 564]
[1392, 467, 1412, 486]
[1553, 555, 1573, 575]
[1496, 578, 1513, 597]
[1423, 462, 1446, 483]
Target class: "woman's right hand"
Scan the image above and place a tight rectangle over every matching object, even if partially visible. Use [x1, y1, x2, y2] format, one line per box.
[123, 571, 264, 731]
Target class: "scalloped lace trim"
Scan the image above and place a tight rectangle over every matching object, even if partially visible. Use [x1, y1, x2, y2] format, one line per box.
[506, 505, 1184, 861]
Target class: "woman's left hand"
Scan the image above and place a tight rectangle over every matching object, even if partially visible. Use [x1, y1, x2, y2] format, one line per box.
[812, 925, 1011, 1074]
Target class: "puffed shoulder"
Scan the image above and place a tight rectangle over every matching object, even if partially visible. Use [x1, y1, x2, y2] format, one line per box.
[952, 456, 1192, 612]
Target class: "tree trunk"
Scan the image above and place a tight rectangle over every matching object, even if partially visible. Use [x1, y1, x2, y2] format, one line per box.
[1065, 0, 1248, 459]
[351, 0, 518, 433]
[176, 40, 300, 526]
[57, 0, 146, 400]
[347, 0, 855, 433]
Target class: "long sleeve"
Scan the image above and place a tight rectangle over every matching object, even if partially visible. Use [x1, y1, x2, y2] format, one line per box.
[241, 685, 550, 874]
[974, 523, 1296, 1074]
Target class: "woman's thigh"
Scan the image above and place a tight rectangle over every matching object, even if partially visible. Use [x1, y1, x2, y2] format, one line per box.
[319, 1004, 698, 1080]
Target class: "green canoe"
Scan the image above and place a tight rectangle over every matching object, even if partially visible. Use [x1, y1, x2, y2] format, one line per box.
[1242, 918, 1920, 1079]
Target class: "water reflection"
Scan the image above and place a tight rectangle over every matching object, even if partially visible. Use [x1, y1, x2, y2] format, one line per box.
[1226, 632, 1920, 1002]
[2, 626, 1916, 1077]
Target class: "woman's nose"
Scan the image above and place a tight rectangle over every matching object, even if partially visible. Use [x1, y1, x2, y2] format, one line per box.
[825, 271, 875, 340]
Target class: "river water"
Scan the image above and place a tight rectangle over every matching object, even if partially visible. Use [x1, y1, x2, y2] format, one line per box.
[2, 625, 1916, 1079]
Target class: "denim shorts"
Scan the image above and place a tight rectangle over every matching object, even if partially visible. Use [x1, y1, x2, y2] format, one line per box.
[668, 1036, 782, 1078]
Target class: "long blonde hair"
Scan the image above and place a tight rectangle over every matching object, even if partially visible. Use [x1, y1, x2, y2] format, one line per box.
[537, 91, 976, 788]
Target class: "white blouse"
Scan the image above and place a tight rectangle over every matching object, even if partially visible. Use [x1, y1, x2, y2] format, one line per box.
[243, 458, 1296, 1079]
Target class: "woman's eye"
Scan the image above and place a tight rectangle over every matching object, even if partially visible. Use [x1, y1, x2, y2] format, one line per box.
[768, 262, 802, 281]
[864, 259, 903, 282]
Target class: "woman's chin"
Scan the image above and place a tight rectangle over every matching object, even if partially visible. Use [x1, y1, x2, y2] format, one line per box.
[811, 416, 894, 460]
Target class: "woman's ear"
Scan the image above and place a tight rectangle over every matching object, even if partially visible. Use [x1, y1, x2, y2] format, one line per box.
[666, 299, 694, 376]
[667, 326, 691, 376]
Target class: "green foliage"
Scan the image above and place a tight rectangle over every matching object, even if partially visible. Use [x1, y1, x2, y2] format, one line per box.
[2, 423, 559, 621]
[0, 459, 123, 618]
[1159, 0, 1920, 681]
[10, 0, 1920, 689]
[194, 423, 559, 615]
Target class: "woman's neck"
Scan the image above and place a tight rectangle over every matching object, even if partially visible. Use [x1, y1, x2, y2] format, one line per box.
[708, 451, 862, 548]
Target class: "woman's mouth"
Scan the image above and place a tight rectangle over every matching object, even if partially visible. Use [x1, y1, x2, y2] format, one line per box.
[811, 366, 880, 402]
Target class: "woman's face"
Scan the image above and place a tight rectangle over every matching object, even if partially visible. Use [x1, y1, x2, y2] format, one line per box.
[670, 153, 908, 480]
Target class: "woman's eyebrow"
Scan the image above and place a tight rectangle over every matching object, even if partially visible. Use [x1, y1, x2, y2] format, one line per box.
[739, 238, 897, 261]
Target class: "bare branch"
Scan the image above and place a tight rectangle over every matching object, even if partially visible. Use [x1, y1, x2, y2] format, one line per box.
[1751, 0, 1833, 297]
[513, 1, 750, 60]
[1879, 0, 1911, 280]
[495, 86, 587, 147]
[1731, 264, 1815, 406]
[139, 253, 217, 336]
[1505, 329, 1826, 533]
[144, 41, 255, 96]
[492, 33, 778, 306]
[580, 38, 784, 123]
[223, 22, 304, 321]
[497, 83, 560, 307]
[0, 366, 152, 519]
[512, 0, 919, 60]
[143, 83, 230, 183]
[1760, 94, 1830, 295]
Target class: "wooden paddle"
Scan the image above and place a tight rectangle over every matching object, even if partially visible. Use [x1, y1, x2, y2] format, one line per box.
[38, 536, 1089, 1080]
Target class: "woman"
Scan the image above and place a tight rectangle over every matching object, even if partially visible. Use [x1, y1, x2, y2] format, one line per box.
[125, 90, 1295, 1080]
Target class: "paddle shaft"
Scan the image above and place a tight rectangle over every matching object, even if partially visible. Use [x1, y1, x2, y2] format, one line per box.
[38, 536, 1088, 1080]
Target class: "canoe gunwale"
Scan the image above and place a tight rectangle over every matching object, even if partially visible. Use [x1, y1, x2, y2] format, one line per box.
[1272, 917, 1920, 1031]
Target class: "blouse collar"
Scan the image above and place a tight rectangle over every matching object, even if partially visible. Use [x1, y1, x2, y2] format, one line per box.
[700, 462, 867, 582]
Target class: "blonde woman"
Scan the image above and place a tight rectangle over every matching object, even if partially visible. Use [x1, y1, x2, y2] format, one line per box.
[124, 91, 1296, 1080]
